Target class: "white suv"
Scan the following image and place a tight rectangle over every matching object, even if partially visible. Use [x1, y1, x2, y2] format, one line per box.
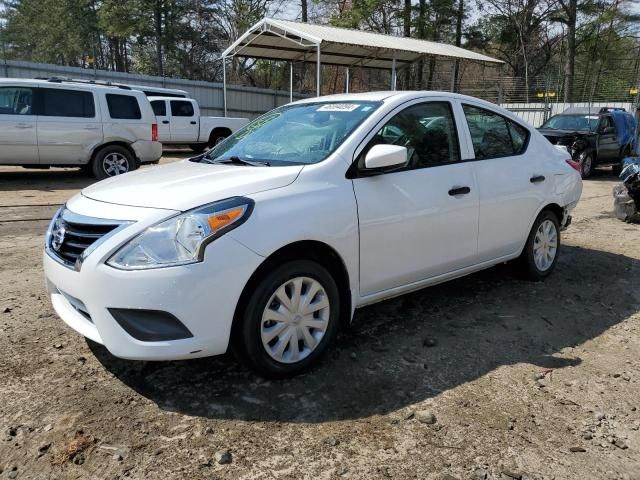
[0, 78, 162, 178]
[44, 91, 582, 377]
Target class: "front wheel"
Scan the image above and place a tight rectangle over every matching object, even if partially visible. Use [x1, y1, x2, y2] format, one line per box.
[517, 210, 560, 281]
[233, 260, 341, 378]
[91, 146, 136, 180]
[579, 153, 593, 179]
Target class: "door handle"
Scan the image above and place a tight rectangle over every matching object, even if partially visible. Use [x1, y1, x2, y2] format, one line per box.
[162, 120, 169, 124]
[15, 123, 32, 129]
[83, 126, 99, 130]
[448, 186, 471, 196]
[530, 175, 546, 183]
[190, 121, 197, 125]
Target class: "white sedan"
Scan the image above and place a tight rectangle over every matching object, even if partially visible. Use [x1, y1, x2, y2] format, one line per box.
[44, 92, 582, 377]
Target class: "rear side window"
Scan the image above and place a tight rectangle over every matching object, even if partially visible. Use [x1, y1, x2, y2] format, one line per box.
[151, 100, 166, 116]
[171, 100, 194, 117]
[0, 86, 33, 115]
[41, 88, 95, 118]
[463, 104, 529, 160]
[107, 94, 142, 119]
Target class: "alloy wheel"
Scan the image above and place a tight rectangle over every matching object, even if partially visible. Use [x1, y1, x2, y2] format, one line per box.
[533, 219, 558, 271]
[103, 152, 129, 176]
[260, 276, 330, 364]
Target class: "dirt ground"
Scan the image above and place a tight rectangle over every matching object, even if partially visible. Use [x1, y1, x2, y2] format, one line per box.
[1, 154, 639, 480]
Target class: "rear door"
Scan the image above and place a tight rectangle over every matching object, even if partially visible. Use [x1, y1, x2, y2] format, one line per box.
[36, 87, 101, 165]
[596, 115, 619, 161]
[0, 85, 38, 164]
[460, 102, 545, 262]
[169, 100, 198, 142]
[150, 99, 170, 141]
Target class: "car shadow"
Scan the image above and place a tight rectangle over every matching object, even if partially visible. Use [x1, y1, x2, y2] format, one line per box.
[90, 245, 639, 423]
[0, 168, 94, 193]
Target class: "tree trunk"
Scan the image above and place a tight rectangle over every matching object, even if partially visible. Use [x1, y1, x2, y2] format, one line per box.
[563, 0, 577, 103]
[154, 0, 164, 76]
[453, 0, 464, 92]
[417, 0, 426, 88]
[403, 0, 411, 88]
[301, 0, 308, 22]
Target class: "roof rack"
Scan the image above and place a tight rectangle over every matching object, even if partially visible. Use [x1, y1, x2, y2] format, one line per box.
[34, 77, 132, 90]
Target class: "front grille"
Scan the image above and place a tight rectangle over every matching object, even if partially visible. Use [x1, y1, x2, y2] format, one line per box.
[48, 209, 124, 268]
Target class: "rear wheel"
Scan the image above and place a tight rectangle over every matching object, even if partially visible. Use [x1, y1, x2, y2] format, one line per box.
[233, 260, 340, 378]
[517, 210, 560, 281]
[91, 146, 137, 180]
[208, 130, 230, 148]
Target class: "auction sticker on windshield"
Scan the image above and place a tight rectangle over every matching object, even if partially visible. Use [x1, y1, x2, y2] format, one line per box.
[317, 103, 360, 112]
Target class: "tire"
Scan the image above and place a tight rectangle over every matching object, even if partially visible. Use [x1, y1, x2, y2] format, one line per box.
[233, 260, 341, 378]
[189, 144, 207, 153]
[91, 146, 136, 180]
[517, 210, 560, 281]
[579, 152, 593, 179]
[612, 162, 623, 176]
[208, 130, 230, 148]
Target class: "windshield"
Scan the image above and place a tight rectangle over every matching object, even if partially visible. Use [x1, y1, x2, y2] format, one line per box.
[204, 101, 381, 165]
[541, 114, 599, 132]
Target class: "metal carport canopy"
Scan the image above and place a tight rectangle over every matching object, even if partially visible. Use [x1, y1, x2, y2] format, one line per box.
[220, 17, 503, 114]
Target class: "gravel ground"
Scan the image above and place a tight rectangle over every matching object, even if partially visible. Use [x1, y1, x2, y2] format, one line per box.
[1, 156, 639, 480]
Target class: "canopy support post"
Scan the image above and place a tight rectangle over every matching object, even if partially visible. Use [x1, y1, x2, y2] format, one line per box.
[391, 56, 397, 90]
[450, 61, 456, 92]
[289, 61, 293, 102]
[345, 67, 350, 93]
[222, 55, 227, 117]
[316, 44, 321, 96]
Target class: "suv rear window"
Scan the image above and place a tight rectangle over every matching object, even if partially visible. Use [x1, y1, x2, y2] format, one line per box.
[41, 88, 95, 118]
[171, 100, 194, 117]
[107, 94, 142, 120]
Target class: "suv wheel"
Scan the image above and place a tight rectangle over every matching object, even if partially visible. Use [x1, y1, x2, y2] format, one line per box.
[92, 146, 136, 180]
[234, 260, 340, 378]
[518, 210, 560, 281]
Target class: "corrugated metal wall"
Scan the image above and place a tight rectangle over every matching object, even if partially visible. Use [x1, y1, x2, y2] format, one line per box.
[0, 60, 308, 119]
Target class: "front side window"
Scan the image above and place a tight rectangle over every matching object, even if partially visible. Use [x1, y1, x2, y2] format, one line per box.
[463, 105, 529, 160]
[41, 88, 95, 118]
[106, 94, 141, 120]
[360, 101, 460, 169]
[171, 100, 194, 117]
[204, 101, 381, 165]
[0, 87, 33, 115]
[151, 100, 166, 116]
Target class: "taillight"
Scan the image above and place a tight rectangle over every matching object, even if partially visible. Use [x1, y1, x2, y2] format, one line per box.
[566, 159, 581, 173]
[152, 123, 158, 142]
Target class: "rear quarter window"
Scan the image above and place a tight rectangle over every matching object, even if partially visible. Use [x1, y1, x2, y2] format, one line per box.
[106, 94, 142, 120]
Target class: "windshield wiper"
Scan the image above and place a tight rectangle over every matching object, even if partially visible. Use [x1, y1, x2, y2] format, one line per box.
[204, 155, 270, 167]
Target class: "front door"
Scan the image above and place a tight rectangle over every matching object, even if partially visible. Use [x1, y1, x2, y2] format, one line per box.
[353, 100, 479, 297]
[597, 115, 619, 161]
[169, 100, 198, 142]
[0, 86, 38, 165]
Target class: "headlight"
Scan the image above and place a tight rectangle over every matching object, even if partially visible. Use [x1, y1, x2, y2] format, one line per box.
[107, 197, 254, 270]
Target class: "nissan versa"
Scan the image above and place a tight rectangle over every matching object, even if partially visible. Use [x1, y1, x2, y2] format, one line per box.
[44, 92, 582, 377]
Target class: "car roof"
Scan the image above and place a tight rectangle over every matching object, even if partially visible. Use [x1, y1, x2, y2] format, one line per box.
[0, 78, 144, 94]
[147, 96, 192, 101]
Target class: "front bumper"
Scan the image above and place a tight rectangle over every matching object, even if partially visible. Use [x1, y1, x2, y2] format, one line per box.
[43, 200, 264, 361]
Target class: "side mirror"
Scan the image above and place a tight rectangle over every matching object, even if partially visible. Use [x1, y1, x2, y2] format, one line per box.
[602, 126, 615, 135]
[364, 144, 408, 171]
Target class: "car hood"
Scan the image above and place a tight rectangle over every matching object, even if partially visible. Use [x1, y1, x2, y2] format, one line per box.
[82, 159, 304, 211]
